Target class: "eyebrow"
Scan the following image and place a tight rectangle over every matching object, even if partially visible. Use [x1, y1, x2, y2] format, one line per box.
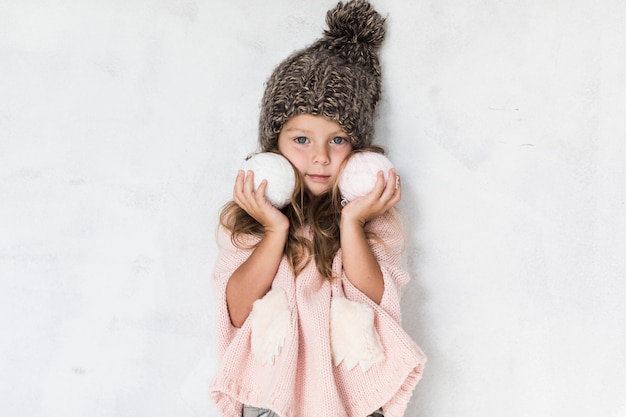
[283, 127, 347, 136]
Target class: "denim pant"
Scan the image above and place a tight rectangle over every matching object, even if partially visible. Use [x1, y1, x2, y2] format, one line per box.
[242, 405, 384, 417]
[242, 406, 279, 417]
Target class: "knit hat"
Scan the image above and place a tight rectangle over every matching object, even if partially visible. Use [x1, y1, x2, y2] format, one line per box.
[259, 0, 386, 151]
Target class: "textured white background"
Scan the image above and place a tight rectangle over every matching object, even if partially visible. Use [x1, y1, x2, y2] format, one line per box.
[2, 0, 626, 416]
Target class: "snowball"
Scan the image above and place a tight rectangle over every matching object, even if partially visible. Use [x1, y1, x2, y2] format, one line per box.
[338, 152, 395, 202]
[242, 153, 296, 208]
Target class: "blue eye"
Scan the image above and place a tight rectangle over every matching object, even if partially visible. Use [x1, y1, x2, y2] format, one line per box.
[295, 136, 308, 144]
[331, 137, 346, 144]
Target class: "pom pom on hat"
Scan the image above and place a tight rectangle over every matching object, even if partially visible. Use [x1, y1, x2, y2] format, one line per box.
[338, 151, 395, 202]
[242, 153, 296, 208]
[323, 0, 386, 63]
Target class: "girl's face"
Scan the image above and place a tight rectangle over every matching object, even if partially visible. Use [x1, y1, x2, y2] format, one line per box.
[277, 114, 353, 196]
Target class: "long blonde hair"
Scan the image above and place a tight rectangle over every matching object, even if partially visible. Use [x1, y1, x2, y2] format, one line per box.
[219, 146, 384, 279]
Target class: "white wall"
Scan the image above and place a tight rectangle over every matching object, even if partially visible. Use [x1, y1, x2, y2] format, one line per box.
[2, 0, 625, 416]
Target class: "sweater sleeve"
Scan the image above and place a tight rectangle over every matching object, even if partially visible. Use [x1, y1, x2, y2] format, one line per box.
[212, 227, 259, 357]
[337, 210, 426, 417]
[342, 209, 408, 323]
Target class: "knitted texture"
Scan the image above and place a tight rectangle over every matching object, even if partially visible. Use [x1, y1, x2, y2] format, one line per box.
[210, 211, 426, 417]
[259, 0, 386, 152]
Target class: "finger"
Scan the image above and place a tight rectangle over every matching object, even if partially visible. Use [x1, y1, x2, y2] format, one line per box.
[383, 169, 401, 205]
[234, 170, 244, 191]
[394, 175, 402, 202]
[243, 170, 256, 196]
[369, 170, 386, 198]
[380, 168, 397, 201]
[387, 176, 401, 208]
[233, 170, 245, 202]
[255, 179, 269, 204]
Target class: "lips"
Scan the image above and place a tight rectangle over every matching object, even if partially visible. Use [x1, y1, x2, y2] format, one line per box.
[307, 174, 331, 183]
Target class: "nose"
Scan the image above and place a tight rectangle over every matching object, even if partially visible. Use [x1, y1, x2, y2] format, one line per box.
[313, 144, 330, 165]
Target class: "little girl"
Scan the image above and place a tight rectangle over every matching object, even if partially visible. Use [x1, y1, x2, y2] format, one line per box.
[210, 1, 426, 416]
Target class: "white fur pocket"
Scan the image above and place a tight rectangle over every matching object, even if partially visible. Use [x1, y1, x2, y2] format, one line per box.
[330, 297, 384, 371]
[249, 287, 291, 365]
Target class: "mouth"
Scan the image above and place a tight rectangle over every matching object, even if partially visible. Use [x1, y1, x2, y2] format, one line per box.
[306, 174, 331, 183]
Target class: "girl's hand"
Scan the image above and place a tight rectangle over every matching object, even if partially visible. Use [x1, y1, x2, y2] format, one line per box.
[341, 168, 401, 227]
[233, 170, 290, 233]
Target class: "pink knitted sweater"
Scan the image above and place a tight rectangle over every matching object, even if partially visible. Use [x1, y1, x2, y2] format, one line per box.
[210, 211, 426, 417]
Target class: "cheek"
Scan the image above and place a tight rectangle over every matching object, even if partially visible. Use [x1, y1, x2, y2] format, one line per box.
[279, 150, 305, 173]
[334, 148, 352, 165]
[276, 138, 288, 155]
[277, 140, 294, 161]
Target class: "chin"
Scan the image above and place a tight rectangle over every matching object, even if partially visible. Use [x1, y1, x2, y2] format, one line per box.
[306, 186, 331, 197]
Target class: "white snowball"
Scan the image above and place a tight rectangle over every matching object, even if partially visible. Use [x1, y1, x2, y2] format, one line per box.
[242, 153, 296, 208]
[338, 152, 395, 202]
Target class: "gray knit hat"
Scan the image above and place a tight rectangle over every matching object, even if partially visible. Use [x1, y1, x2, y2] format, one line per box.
[259, 0, 386, 151]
